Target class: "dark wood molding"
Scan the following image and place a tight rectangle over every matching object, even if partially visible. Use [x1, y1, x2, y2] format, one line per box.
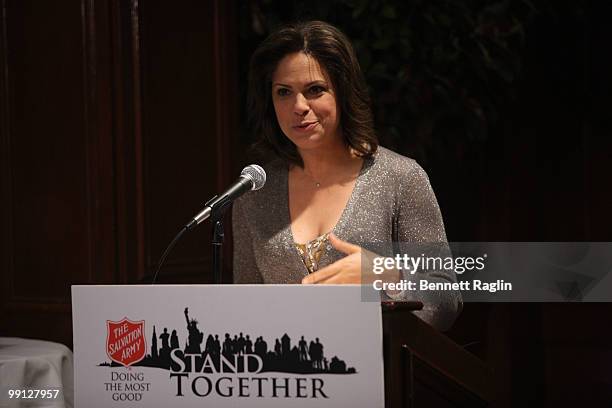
[384, 308, 492, 407]
[0, 0, 15, 330]
[109, 0, 146, 284]
[212, 0, 238, 283]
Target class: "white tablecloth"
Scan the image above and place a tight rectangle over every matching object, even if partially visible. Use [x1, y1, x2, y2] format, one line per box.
[0, 337, 73, 408]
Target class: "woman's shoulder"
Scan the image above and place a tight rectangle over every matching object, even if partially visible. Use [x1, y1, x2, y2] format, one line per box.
[261, 158, 286, 177]
[371, 146, 429, 181]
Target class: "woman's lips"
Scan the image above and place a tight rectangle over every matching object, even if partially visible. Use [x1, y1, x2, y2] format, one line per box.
[292, 121, 318, 132]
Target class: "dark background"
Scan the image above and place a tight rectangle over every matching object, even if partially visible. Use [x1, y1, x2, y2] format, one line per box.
[0, 1, 610, 406]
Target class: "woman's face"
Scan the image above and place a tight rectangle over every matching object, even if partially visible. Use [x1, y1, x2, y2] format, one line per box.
[271, 52, 340, 152]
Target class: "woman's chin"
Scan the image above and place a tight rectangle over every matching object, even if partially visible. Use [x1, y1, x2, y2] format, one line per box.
[290, 132, 326, 150]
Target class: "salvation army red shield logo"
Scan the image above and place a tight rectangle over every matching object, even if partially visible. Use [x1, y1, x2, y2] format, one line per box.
[106, 318, 146, 367]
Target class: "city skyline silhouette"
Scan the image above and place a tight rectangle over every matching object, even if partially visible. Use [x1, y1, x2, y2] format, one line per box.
[100, 307, 356, 375]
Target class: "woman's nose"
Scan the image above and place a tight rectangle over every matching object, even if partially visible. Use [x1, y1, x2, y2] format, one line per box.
[293, 93, 310, 116]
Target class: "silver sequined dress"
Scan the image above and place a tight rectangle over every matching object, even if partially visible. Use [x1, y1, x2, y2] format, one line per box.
[232, 146, 462, 330]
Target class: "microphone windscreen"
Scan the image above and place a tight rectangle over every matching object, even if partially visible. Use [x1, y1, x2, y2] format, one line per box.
[241, 164, 266, 191]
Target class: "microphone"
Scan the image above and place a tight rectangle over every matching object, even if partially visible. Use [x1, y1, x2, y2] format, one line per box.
[185, 164, 266, 230]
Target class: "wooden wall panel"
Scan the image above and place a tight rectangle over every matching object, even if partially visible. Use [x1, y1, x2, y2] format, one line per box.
[7, 0, 91, 299]
[0, 0, 238, 345]
[0, 0, 117, 344]
[138, 0, 218, 283]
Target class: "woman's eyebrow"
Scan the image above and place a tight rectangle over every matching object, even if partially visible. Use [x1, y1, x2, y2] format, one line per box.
[272, 80, 328, 88]
[305, 80, 327, 86]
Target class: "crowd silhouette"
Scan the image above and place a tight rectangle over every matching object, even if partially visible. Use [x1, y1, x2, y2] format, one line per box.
[101, 307, 355, 374]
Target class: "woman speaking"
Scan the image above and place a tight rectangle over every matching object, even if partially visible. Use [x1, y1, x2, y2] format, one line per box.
[232, 21, 461, 330]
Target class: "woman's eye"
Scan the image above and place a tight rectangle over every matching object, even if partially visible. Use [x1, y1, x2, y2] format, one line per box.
[308, 86, 325, 95]
[276, 88, 290, 97]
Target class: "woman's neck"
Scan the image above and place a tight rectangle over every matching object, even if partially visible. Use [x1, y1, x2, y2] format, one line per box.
[297, 142, 362, 181]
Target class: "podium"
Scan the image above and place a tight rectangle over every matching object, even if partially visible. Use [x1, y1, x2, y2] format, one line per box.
[72, 285, 491, 407]
[383, 303, 491, 407]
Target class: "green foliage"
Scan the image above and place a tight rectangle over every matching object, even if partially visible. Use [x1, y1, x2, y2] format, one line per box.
[240, 0, 539, 162]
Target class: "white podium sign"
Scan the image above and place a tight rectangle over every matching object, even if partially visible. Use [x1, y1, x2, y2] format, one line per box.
[72, 285, 384, 407]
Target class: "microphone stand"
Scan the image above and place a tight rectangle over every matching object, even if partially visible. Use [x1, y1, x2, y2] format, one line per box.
[151, 196, 229, 285]
[210, 208, 226, 284]
[201, 193, 229, 284]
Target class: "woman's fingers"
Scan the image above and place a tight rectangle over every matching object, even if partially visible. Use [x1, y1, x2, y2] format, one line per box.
[328, 233, 361, 255]
[302, 264, 341, 284]
[302, 254, 363, 284]
[301, 236, 364, 284]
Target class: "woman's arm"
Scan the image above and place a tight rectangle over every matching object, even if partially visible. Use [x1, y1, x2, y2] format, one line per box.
[393, 161, 463, 331]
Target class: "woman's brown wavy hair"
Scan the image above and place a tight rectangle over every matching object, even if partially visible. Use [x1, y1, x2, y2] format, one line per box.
[247, 21, 378, 166]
